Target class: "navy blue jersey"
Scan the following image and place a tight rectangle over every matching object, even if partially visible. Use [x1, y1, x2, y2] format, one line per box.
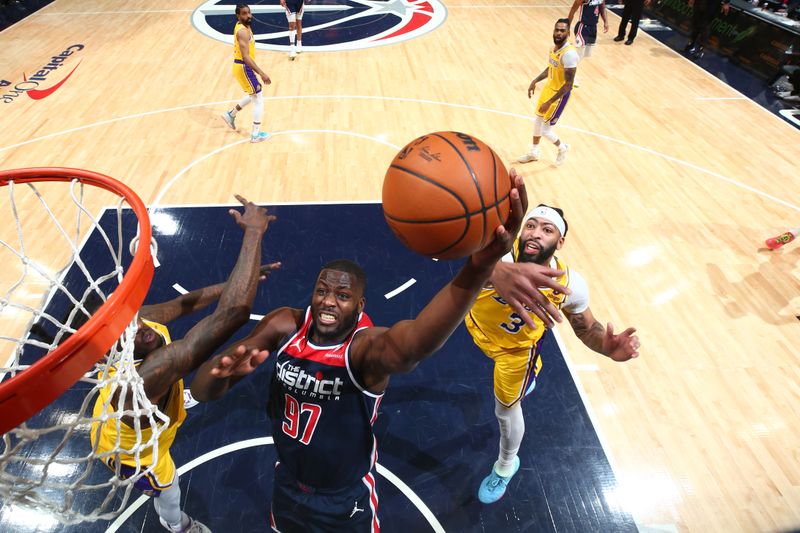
[268, 308, 383, 491]
[578, 0, 604, 26]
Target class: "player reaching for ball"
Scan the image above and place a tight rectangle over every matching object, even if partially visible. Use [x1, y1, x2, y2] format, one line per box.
[190, 170, 569, 531]
[466, 204, 641, 504]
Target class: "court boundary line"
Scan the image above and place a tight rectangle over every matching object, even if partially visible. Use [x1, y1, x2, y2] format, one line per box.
[2, 95, 797, 213]
[551, 327, 651, 532]
[104, 437, 444, 533]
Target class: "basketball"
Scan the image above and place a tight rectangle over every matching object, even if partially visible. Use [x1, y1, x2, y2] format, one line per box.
[382, 131, 511, 260]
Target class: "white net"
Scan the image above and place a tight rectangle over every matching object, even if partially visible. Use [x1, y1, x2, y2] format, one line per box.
[0, 177, 168, 524]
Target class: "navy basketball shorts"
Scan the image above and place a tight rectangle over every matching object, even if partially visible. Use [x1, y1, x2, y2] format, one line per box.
[269, 463, 380, 533]
[574, 22, 598, 47]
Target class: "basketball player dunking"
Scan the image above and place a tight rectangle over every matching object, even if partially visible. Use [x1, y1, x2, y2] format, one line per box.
[221, 3, 272, 142]
[191, 172, 569, 531]
[517, 19, 578, 167]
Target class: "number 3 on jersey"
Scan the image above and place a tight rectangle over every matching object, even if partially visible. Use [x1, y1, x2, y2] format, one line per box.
[282, 394, 322, 445]
[500, 312, 525, 333]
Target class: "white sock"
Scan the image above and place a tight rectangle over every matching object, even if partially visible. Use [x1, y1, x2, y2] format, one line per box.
[494, 399, 524, 477]
[153, 481, 184, 530]
[231, 94, 251, 117]
[530, 144, 540, 155]
[251, 91, 264, 136]
[290, 30, 296, 46]
[558, 142, 568, 152]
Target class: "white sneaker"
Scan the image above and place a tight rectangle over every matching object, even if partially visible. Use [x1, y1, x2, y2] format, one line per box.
[159, 513, 212, 533]
[250, 131, 271, 143]
[517, 149, 540, 163]
[297, 42, 303, 54]
[221, 111, 236, 130]
[289, 46, 297, 60]
[555, 143, 569, 166]
[573, 78, 581, 88]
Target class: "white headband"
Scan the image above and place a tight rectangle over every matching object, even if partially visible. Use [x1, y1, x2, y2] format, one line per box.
[525, 206, 566, 237]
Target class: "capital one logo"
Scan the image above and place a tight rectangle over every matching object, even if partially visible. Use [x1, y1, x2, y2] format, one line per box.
[1, 44, 84, 104]
[191, 0, 447, 52]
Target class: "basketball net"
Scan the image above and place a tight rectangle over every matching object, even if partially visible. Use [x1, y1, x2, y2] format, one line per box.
[0, 172, 168, 524]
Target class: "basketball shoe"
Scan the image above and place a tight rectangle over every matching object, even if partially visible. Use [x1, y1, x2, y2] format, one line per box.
[477, 456, 520, 504]
[289, 46, 297, 60]
[297, 41, 303, 54]
[555, 143, 570, 165]
[517, 146, 540, 163]
[251, 131, 271, 143]
[159, 513, 211, 533]
[765, 232, 795, 250]
[221, 111, 236, 130]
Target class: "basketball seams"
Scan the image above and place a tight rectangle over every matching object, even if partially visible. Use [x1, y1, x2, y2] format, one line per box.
[384, 191, 510, 224]
[431, 132, 488, 246]
[385, 164, 469, 254]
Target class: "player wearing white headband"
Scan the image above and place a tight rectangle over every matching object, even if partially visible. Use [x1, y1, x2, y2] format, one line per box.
[465, 203, 641, 504]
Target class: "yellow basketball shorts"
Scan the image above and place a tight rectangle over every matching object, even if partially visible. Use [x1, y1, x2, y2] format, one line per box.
[536, 84, 572, 125]
[233, 60, 261, 95]
[102, 448, 177, 496]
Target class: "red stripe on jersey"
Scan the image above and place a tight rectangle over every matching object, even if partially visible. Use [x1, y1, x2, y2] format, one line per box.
[282, 308, 373, 368]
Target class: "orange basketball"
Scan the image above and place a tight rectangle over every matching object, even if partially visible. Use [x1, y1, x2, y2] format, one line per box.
[382, 131, 510, 259]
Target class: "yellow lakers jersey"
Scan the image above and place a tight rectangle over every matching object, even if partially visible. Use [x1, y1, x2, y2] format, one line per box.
[545, 43, 576, 90]
[465, 247, 571, 354]
[233, 22, 255, 62]
[91, 321, 185, 468]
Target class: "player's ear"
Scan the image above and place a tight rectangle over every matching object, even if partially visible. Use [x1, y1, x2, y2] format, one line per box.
[556, 236, 565, 250]
[358, 296, 366, 314]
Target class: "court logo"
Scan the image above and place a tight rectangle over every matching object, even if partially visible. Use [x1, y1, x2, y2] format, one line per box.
[1, 44, 84, 104]
[191, 0, 447, 52]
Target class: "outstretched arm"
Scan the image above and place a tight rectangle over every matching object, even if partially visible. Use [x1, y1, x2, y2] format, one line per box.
[140, 263, 281, 324]
[190, 306, 304, 402]
[566, 307, 640, 361]
[351, 169, 529, 392]
[489, 261, 571, 329]
[136, 196, 275, 404]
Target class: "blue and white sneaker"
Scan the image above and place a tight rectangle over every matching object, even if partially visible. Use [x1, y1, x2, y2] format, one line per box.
[221, 111, 236, 130]
[250, 131, 271, 143]
[477, 456, 520, 504]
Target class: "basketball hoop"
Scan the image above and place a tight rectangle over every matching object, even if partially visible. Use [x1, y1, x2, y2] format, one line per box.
[0, 167, 167, 523]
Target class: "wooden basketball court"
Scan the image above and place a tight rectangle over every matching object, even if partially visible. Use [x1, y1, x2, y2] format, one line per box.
[1, 0, 799, 531]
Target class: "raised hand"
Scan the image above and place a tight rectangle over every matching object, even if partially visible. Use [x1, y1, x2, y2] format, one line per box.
[229, 194, 276, 233]
[209, 345, 271, 378]
[491, 261, 571, 329]
[471, 168, 528, 270]
[259, 262, 282, 281]
[602, 323, 640, 361]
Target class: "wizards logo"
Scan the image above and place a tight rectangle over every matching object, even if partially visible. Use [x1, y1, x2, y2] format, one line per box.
[191, 0, 447, 52]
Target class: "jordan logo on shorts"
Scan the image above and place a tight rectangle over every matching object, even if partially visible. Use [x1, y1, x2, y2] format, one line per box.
[350, 502, 364, 517]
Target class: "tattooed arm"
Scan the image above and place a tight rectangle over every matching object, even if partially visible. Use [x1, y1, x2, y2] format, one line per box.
[140, 263, 281, 324]
[135, 196, 275, 406]
[565, 307, 640, 362]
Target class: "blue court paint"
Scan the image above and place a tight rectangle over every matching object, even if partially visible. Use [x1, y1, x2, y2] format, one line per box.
[1, 204, 636, 532]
